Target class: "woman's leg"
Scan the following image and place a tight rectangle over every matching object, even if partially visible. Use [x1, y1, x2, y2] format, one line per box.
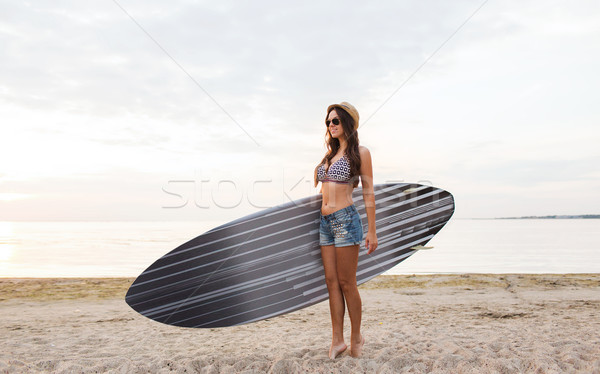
[320, 244, 347, 358]
[335, 244, 364, 357]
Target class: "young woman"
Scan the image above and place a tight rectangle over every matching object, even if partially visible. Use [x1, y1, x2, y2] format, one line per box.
[314, 102, 378, 359]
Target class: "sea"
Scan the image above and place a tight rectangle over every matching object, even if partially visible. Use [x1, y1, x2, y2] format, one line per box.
[0, 219, 598, 278]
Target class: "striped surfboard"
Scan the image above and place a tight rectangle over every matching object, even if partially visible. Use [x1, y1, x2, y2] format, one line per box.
[126, 183, 455, 328]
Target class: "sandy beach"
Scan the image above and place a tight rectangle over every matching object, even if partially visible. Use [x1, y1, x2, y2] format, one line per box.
[1, 274, 599, 373]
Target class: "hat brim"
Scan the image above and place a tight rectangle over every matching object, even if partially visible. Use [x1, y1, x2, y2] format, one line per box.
[327, 103, 348, 114]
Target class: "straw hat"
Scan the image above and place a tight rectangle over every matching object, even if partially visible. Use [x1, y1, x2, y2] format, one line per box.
[327, 102, 359, 130]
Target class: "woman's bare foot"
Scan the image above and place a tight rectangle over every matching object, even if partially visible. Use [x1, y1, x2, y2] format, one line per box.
[350, 334, 365, 358]
[329, 342, 347, 359]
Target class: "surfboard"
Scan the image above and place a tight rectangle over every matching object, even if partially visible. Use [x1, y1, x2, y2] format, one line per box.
[126, 183, 454, 328]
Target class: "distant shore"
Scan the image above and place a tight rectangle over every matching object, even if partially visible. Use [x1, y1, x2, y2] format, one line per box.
[493, 214, 600, 219]
[1, 274, 599, 373]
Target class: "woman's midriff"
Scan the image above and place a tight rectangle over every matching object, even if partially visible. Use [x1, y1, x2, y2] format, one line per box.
[320, 182, 354, 215]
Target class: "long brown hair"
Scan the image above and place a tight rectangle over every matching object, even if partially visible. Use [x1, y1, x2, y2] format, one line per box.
[313, 106, 361, 188]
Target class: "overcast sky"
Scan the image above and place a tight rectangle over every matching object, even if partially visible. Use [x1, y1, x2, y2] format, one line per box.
[1, 0, 599, 221]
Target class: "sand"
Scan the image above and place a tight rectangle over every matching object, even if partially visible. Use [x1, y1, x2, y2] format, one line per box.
[1, 274, 599, 373]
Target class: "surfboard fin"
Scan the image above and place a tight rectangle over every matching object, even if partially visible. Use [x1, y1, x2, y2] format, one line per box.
[411, 245, 433, 250]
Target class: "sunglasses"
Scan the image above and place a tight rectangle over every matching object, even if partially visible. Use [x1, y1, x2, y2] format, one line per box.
[325, 118, 341, 127]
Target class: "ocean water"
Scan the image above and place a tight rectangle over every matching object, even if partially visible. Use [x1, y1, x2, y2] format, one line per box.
[0, 219, 598, 278]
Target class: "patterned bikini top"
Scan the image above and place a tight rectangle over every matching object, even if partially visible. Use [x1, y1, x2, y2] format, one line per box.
[317, 154, 352, 184]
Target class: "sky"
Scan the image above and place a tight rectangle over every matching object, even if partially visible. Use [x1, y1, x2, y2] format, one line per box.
[1, 0, 599, 222]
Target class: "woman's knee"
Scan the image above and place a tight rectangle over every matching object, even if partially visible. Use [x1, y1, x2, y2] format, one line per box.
[324, 274, 340, 289]
[338, 277, 357, 294]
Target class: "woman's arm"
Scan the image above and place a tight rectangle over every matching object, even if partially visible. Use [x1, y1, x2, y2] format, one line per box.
[359, 146, 378, 254]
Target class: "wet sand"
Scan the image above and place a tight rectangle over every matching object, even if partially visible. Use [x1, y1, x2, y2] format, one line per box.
[1, 274, 599, 373]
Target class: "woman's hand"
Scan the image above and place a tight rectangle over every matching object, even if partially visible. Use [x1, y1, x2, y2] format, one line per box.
[365, 231, 378, 254]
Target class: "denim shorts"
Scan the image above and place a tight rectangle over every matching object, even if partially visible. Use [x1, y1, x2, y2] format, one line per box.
[319, 204, 364, 247]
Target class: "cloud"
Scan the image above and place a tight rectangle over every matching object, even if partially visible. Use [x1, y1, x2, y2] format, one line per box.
[2, 1, 488, 119]
[2, 0, 600, 219]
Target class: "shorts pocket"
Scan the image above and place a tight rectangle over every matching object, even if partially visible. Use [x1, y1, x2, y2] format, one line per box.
[352, 214, 364, 241]
[338, 210, 354, 224]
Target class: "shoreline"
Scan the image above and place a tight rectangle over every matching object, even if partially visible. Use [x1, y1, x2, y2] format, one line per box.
[1, 273, 599, 301]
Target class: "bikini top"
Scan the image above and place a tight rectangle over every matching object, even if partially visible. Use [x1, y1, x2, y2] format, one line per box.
[317, 154, 352, 184]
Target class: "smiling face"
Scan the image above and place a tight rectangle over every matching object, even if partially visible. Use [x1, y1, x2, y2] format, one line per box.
[327, 109, 345, 140]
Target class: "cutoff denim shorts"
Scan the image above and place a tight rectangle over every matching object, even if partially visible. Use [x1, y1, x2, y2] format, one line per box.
[319, 204, 364, 247]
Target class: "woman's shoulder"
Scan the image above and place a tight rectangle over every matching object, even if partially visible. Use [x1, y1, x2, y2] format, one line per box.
[358, 145, 370, 157]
